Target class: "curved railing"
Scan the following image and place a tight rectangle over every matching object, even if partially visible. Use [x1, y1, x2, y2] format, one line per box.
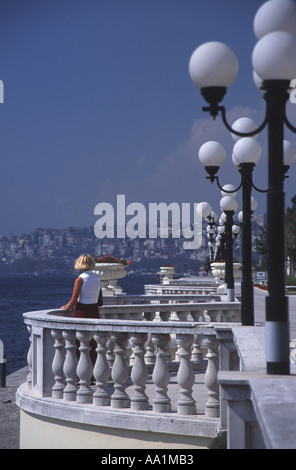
[16, 300, 241, 444]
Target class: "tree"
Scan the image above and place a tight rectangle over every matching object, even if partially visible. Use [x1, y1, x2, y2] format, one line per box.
[254, 225, 267, 269]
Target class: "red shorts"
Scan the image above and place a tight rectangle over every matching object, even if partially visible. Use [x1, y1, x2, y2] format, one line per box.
[74, 302, 100, 319]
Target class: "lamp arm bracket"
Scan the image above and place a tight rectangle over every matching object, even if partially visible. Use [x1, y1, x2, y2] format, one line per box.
[251, 182, 268, 193]
[220, 107, 268, 136]
[211, 175, 242, 193]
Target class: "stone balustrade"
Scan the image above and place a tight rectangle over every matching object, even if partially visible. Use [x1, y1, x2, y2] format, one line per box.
[15, 294, 244, 449]
[99, 301, 241, 323]
[15, 300, 242, 448]
[106, 293, 222, 304]
[21, 310, 225, 414]
[144, 283, 218, 296]
[162, 278, 218, 287]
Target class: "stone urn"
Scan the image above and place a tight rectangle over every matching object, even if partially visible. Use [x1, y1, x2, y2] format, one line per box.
[160, 266, 175, 284]
[94, 263, 128, 296]
[211, 262, 242, 280]
[210, 262, 242, 294]
[211, 262, 226, 282]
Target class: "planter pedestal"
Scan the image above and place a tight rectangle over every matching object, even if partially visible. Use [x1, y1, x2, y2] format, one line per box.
[160, 266, 176, 284]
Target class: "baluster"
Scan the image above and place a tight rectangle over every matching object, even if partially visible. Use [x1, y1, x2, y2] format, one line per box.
[159, 311, 170, 321]
[51, 329, 65, 398]
[143, 311, 156, 321]
[152, 333, 171, 413]
[62, 330, 78, 401]
[76, 330, 93, 404]
[223, 308, 236, 322]
[129, 348, 135, 366]
[176, 334, 196, 415]
[26, 325, 32, 387]
[158, 311, 173, 363]
[207, 309, 220, 322]
[106, 337, 115, 368]
[93, 331, 111, 406]
[191, 333, 204, 368]
[111, 332, 130, 408]
[130, 333, 149, 410]
[175, 310, 188, 321]
[203, 333, 220, 418]
[191, 308, 205, 323]
[174, 310, 189, 364]
[203, 309, 211, 321]
[144, 333, 156, 365]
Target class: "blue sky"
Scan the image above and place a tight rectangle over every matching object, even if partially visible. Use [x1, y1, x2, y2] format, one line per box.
[0, 0, 295, 236]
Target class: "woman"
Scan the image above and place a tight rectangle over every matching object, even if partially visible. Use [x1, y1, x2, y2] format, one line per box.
[61, 253, 100, 318]
[61, 254, 100, 369]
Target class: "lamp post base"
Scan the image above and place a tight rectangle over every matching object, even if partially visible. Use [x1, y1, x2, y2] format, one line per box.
[266, 362, 290, 375]
[226, 288, 235, 302]
[265, 319, 290, 375]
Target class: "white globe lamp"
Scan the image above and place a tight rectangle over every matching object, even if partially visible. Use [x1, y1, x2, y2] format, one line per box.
[254, 0, 296, 40]
[252, 32, 296, 81]
[233, 137, 262, 167]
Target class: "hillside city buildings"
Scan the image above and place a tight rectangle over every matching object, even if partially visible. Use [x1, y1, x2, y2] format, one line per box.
[0, 213, 264, 273]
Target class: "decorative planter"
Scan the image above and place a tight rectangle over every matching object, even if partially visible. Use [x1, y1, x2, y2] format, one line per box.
[160, 266, 175, 284]
[211, 262, 226, 282]
[210, 262, 242, 280]
[94, 263, 128, 296]
[210, 262, 242, 294]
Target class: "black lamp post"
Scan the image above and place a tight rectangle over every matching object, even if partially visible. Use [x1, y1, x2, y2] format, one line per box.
[197, 198, 239, 302]
[220, 196, 238, 302]
[239, 163, 258, 326]
[198, 136, 265, 326]
[224, 211, 235, 301]
[189, 0, 296, 375]
[205, 211, 217, 263]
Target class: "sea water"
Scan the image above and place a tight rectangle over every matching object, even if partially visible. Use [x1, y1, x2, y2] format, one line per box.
[0, 273, 154, 374]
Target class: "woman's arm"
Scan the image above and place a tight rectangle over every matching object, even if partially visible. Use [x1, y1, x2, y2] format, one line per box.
[61, 277, 83, 309]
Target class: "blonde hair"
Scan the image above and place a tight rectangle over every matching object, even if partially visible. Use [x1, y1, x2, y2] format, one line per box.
[75, 254, 95, 271]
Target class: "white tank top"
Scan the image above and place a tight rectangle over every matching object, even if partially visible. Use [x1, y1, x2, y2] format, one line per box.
[78, 271, 101, 304]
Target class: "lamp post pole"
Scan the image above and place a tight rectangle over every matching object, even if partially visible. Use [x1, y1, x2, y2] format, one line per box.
[264, 81, 290, 375]
[205, 212, 217, 263]
[239, 163, 255, 326]
[220, 195, 238, 302]
[224, 210, 235, 302]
